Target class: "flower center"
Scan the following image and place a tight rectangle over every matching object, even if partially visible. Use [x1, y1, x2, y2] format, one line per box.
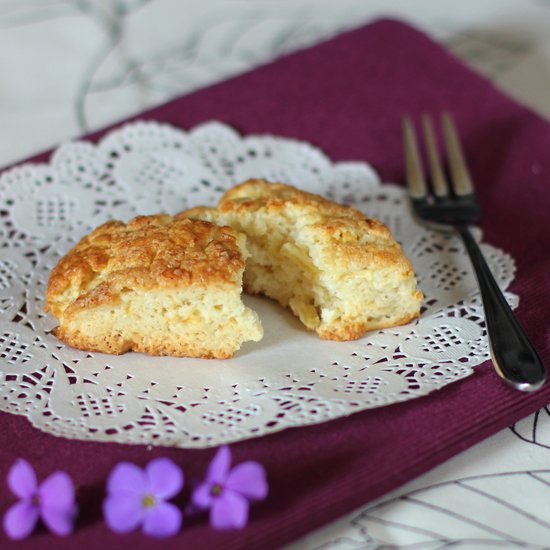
[142, 494, 156, 508]
[31, 494, 40, 506]
[210, 483, 223, 496]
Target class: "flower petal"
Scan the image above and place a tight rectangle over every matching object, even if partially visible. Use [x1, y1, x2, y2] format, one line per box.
[3, 501, 39, 540]
[103, 495, 144, 533]
[107, 462, 146, 497]
[210, 491, 249, 530]
[7, 459, 37, 499]
[226, 461, 268, 501]
[145, 458, 183, 500]
[39, 471, 76, 512]
[191, 481, 214, 510]
[207, 446, 231, 484]
[142, 502, 181, 538]
[41, 506, 75, 536]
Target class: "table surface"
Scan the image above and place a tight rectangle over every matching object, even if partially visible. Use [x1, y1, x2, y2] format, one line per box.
[2, 1, 550, 547]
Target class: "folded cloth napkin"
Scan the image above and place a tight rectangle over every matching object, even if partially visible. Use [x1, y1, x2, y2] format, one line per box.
[1, 18, 550, 550]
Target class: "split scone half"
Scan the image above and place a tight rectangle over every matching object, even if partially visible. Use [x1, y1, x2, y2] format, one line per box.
[45, 215, 262, 358]
[182, 179, 423, 341]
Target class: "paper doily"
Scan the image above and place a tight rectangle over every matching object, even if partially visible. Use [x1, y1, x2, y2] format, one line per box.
[0, 121, 517, 448]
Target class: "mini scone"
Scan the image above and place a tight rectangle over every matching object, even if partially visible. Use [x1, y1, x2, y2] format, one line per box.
[181, 179, 423, 341]
[45, 215, 263, 358]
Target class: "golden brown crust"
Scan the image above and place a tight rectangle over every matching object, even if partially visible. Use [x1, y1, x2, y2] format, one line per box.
[45, 214, 262, 358]
[219, 179, 384, 228]
[46, 215, 245, 319]
[181, 179, 411, 275]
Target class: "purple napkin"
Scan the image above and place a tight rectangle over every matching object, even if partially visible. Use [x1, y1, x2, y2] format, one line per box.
[1, 19, 550, 550]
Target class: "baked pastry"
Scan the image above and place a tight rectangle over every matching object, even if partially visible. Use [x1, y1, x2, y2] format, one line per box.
[45, 215, 262, 358]
[182, 179, 422, 340]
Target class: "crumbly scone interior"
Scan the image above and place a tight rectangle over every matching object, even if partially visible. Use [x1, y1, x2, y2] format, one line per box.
[182, 181, 422, 340]
[53, 285, 262, 359]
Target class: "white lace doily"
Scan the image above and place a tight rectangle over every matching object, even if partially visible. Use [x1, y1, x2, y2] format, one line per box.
[0, 121, 517, 448]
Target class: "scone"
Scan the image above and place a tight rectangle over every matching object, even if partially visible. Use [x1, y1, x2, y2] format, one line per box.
[45, 215, 263, 358]
[182, 179, 422, 340]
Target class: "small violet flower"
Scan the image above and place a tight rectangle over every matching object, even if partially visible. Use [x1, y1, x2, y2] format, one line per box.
[3, 459, 77, 540]
[192, 446, 268, 530]
[103, 457, 183, 538]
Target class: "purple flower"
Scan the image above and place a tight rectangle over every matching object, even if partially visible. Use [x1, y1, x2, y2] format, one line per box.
[192, 446, 268, 530]
[3, 459, 77, 540]
[103, 457, 183, 538]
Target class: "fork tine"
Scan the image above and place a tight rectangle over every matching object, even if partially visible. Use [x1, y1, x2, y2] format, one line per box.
[402, 116, 428, 199]
[441, 113, 474, 196]
[422, 114, 449, 198]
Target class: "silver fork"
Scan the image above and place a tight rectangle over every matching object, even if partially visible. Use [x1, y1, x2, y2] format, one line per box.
[403, 113, 545, 392]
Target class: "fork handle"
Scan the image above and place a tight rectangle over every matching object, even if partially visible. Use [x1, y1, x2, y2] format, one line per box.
[458, 226, 546, 391]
